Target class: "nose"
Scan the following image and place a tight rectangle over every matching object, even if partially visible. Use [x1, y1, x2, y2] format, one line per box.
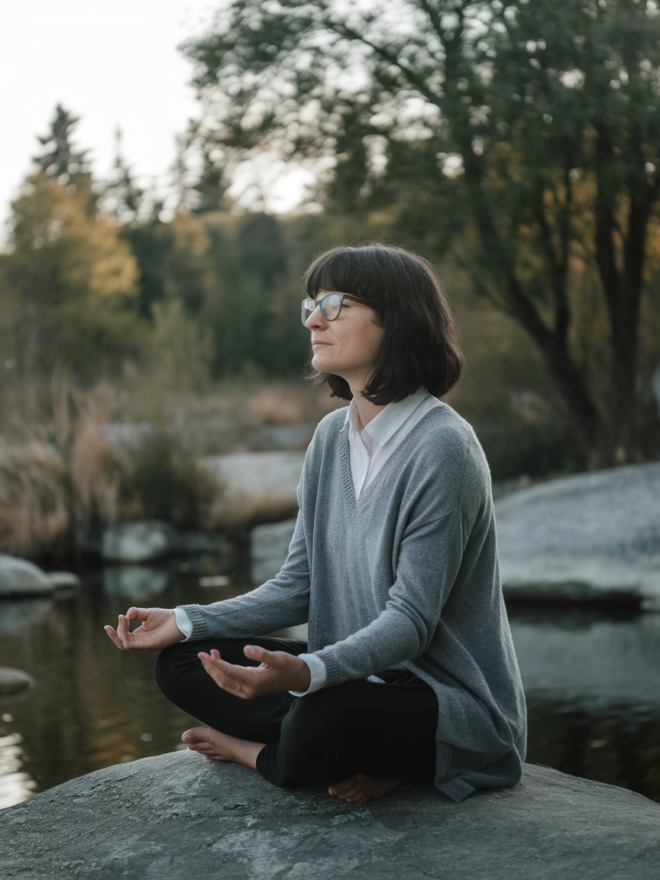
[305, 303, 327, 330]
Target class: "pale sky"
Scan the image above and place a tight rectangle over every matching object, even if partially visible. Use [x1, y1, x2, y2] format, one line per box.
[0, 0, 308, 245]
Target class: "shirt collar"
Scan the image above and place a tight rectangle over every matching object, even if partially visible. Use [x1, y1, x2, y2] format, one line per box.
[343, 388, 432, 447]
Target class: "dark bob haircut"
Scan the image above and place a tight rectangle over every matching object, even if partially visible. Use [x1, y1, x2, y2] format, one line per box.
[303, 243, 464, 405]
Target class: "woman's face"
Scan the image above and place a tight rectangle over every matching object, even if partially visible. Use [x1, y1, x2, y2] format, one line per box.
[305, 289, 384, 389]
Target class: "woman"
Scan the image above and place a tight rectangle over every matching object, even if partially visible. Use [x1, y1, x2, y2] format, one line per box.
[105, 243, 526, 805]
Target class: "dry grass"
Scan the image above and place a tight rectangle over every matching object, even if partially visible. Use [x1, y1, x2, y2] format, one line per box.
[0, 379, 220, 560]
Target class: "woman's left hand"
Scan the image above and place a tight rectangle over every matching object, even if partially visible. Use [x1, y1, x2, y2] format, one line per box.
[198, 645, 311, 698]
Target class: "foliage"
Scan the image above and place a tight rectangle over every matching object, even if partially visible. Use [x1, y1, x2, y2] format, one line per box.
[124, 429, 219, 529]
[1, 173, 141, 377]
[0, 385, 221, 559]
[182, 0, 660, 463]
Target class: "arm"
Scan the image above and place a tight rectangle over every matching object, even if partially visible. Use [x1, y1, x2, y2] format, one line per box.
[178, 507, 311, 641]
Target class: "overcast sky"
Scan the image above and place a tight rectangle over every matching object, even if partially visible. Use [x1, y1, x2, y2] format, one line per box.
[0, 0, 307, 244]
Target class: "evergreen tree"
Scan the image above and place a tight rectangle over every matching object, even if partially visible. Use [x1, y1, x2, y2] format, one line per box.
[105, 127, 144, 225]
[34, 104, 90, 181]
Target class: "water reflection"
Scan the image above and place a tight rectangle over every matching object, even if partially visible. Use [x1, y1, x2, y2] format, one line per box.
[102, 566, 170, 600]
[510, 608, 660, 717]
[0, 733, 36, 809]
[0, 600, 53, 637]
[0, 574, 659, 811]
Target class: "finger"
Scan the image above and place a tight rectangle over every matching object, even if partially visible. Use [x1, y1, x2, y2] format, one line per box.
[243, 645, 285, 666]
[117, 615, 132, 648]
[125, 607, 149, 621]
[104, 626, 125, 650]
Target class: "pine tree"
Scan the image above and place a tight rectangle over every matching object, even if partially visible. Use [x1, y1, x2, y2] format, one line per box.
[105, 127, 144, 225]
[34, 104, 90, 181]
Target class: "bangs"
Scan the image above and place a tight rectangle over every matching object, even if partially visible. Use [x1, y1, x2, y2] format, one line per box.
[303, 247, 386, 306]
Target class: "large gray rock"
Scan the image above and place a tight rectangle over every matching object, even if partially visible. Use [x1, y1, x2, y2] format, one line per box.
[201, 451, 304, 506]
[0, 668, 34, 696]
[0, 555, 54, 596]
[495, 462, 660, 608]
[0, 752, 658, 879]
[101, 521, 177, 563]
[250, 518, 297, 584]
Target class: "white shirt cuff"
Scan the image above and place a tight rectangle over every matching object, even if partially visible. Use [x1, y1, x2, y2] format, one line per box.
[174, 607, 194, 641]
[289, 653, 328, 696]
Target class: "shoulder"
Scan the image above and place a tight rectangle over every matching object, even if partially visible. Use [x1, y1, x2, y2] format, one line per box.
[404, 403, 492, 514]
[300, 406, 348, 473]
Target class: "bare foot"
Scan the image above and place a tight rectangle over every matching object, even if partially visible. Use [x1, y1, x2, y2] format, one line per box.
[181, 726, 265, 770]
[328, 773, 403, 804]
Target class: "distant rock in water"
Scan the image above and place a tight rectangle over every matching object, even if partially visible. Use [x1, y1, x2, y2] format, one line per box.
[1, 752, 658, 879]
[0, 554, 54, 596]
[495, 462, 660, 608]
[0, 667, 34, 696]
[101, 521, 177, 563]
[250, 518, 297, 584]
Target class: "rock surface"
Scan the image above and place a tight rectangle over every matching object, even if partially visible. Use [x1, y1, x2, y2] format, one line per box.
[495, 462, 660, 608]
[0, 668, 34, 696]
[1, 752, 658, 879]
[201, 451, 304, 506]
[250, 518, 297, 584]
[0, 554, 54, 596]
[101, 521, 177, 563]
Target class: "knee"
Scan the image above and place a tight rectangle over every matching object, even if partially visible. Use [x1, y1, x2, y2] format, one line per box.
[283, 688, 352, 750]
[154, 642, 193, 701]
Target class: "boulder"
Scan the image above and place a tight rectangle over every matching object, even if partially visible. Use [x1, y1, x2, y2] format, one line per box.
[250, 518, 297, 584]
[47, 571, 82, 590]
[101, 521, 177, 563]
[495, 462, 660, 608]
[0, 668, 34, 697]
[0, 555, 54, 596]
[0, 752, 658, 879]
[201, 451, 305, 505]
[175, 531, 232, 556]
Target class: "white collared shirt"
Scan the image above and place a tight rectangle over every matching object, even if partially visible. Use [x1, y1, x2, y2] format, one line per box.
[289, 387, 441, 695]
[175, 388, 442, 696]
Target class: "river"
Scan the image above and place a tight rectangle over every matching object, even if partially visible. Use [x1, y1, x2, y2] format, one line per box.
[1, 565, 659, 809]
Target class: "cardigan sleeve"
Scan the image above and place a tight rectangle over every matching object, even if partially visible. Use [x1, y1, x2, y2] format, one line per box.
[177, 505, 311, 641]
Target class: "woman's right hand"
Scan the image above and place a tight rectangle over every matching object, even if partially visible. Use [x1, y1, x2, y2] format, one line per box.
[104, 607, 184, 652]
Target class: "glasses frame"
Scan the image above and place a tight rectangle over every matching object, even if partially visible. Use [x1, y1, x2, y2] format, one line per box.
[301, 292, 360, 327]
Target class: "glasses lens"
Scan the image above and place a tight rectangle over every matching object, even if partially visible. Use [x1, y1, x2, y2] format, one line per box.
[321, 293, 343, 321]
[301, 299, 316, 326]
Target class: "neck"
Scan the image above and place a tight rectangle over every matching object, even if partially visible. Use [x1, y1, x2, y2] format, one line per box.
[350, 389, 386, 432]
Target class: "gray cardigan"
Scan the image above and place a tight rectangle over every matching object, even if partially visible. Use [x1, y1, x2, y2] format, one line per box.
[181, 404, 527, 801]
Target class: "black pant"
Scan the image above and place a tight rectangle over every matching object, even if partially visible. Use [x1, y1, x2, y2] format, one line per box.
[155, 637, 438, 789]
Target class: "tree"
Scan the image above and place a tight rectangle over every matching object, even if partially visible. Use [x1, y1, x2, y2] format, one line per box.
[34, 104, 90, 182]
[3, 173, 140, 376]
[183, 0, 660, 464]
[104, 127, 144, 225]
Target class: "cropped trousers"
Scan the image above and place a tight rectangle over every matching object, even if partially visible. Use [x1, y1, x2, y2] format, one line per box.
[155, 636, 438, 789]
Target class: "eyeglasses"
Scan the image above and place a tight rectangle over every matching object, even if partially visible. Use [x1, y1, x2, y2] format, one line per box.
[301, 293, 360, 326]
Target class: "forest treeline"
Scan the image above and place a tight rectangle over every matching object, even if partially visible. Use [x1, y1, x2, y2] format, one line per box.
[2, 0, 660, 492]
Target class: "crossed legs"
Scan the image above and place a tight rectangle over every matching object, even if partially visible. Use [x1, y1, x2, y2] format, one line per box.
[155, 637, 437, 803]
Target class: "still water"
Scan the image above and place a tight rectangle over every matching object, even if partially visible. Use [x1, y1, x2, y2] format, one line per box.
[1, 566, 659, 809]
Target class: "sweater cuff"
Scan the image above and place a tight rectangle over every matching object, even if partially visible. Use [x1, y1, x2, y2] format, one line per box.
[289, 653, 328, 696]
[176, 604, 209, 641]
[174, 608, 193, 642]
